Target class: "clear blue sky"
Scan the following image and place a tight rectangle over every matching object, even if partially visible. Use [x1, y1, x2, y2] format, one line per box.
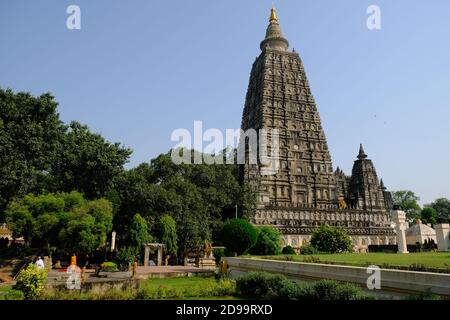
[1, 0, 449, 204]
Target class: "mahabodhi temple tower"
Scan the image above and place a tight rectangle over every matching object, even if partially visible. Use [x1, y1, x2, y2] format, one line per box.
[241, 8, 396, 251]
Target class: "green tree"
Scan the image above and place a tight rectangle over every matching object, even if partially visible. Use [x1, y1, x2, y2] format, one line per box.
[113, 149, 257, 258]
[249, 226, 282, 255]
[427, 198, 450, 223]
[282, 245, 296, 255]
[420, 207, 438, 226]
[221, 219, 258, 256]
[48, 121, 131, 199]
[58, 198, 113, 254]
[310, 225, 352, 254]
[157, 214, 178, 258]
[5, 192, 113, 254]
[0, 89, 65, 215]
[126, 213, 151, 251]
[392, 190, 422, 221]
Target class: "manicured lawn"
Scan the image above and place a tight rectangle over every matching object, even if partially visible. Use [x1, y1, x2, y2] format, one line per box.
[44, 276, 237, 300]
[257, 252, 450, 272]
[139, 276, 236, 299]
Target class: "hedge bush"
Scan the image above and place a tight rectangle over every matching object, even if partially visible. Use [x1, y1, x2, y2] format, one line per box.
[235, 272, 375, 300]
[300, 244, 318, 255]
[212, 247, 225, 265]
[221, 219, 258, 256]
[249, 227, 282, 256]
[235, 272, 292, 300]
[101, 261, 118, 272]
[281, 245, 296, 255]
[310, 225, 352, 253]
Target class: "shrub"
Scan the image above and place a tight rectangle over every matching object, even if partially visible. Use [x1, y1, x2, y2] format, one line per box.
[101, 261, 118, 272]
[310, 225, 352, 253]
[305, 280, 373, 300]
[235, 272, 292, 299]
[115, 247, 138, 271]
[213, 247, 225, 265]
[14, 264, 48, 299]
[249, 226, 282, 255]
[282, 245, 296, 255]
[234, 272, 375, 300]
[221, 219, 258, 256]
[300, 244, 318, 255]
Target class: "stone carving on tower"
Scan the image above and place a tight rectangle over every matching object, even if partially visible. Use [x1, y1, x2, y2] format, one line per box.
[240, 8, 395, 250]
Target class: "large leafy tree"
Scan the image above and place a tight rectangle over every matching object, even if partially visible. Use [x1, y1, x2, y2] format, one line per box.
[0, 89, 131, 219]
[392, 190, 421, 221]
[47, 121, 131, 199]
[0, 89, 65, 215]
[427, 198, 450, 223]
[5, 191, 113, 253]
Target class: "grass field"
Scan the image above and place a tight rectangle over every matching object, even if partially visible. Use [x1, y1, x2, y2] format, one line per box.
[138, 276, 236, 299]
[258, 252, 450, 272]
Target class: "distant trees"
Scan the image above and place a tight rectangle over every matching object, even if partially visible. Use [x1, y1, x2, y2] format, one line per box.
[427, 198, 450, 223]
[392, 190, 421, 221]
[420, 208, 438, 226]
[393, 189, 450, 225]
[5, 191, 113, 254]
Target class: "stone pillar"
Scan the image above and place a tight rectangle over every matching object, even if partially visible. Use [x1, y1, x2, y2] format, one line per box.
[435, 224, 450, 252]
[156, 245, 163, 266]
[111, 231, 116, 252]
[391, 210, 408, 253]
[144, 245, 150, 267]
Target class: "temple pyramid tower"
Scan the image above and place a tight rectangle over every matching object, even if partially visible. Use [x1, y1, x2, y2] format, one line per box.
[240, 9, 395, 250]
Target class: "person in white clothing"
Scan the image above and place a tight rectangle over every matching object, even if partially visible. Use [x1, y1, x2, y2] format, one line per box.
[35, 256, 45, 270]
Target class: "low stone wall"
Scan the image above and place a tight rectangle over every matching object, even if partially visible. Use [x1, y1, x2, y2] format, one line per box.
[223, 257, 450, 296]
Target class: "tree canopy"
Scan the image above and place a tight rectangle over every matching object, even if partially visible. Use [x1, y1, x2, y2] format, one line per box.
[392, 190, 421, 221]
[112, 151, 257, 257]
[426, 198, 450, 223]
[0, 88, 131, 220]
[5, 191, 113, 253]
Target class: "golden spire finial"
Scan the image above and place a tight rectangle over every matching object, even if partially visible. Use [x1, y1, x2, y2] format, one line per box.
[269, 7, 278, 23]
